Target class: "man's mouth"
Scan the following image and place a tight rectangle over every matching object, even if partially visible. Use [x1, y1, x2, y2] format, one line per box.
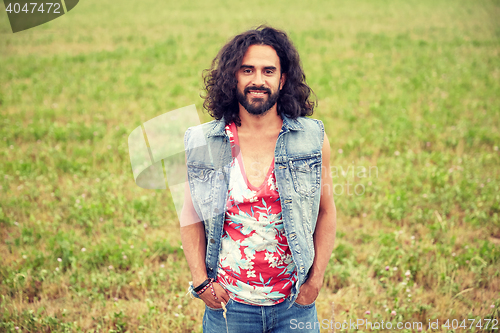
[245, 87, 270, 98]
[248, 90, 267, 97]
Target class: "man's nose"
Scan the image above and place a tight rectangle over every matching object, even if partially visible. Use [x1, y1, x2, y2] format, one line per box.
[253, 71, 264, 86]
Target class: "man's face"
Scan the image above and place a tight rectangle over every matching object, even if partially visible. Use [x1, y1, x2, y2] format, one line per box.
[235, 44, 286, 116]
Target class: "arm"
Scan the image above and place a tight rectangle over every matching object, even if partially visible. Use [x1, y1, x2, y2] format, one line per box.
[180, 179, 208, 286]
[180, 177, 230, 307]
[296, 132, 337, 305]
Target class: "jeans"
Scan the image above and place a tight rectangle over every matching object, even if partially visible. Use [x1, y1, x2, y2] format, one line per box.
[202, 298, 320, 333]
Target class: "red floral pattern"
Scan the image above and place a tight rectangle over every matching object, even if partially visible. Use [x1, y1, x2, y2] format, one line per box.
[217, 122, 297, 305]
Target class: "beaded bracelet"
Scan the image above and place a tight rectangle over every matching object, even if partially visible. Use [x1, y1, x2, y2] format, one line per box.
[194, 278, 219, 300]
[196, 282, 211, 296]
[209, 280, 218, 300]
[193, 278, 211, 293]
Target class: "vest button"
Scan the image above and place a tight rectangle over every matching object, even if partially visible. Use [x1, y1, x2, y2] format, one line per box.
[219, 174, 224, 180]
[210, 238, 215, 244]
[214, 208, 219, 214]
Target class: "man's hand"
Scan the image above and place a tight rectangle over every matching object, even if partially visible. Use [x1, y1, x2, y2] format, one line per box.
[295, 277, 323, 305]
[198, 281, 231, 309]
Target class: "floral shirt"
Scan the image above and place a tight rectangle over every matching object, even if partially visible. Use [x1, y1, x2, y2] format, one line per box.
[216, 122, 297, 306]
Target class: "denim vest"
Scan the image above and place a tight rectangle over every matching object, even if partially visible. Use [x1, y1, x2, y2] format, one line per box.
[184, 115, 324, 304]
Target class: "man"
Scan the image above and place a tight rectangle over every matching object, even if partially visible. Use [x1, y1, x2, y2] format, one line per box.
[180, 26, 336, 333]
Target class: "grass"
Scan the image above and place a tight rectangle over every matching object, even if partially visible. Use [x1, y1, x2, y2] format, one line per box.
[1, 0, 499, 331]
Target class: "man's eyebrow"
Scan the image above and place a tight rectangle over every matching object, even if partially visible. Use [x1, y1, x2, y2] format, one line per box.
[240, 65, 278, 71]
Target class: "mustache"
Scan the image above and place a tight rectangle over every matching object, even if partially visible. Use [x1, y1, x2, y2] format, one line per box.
[244, 86, 271, 94]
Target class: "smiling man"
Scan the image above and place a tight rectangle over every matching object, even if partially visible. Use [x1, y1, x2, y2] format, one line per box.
[180, 26, 337, 333]
[235, 47, 283, 116]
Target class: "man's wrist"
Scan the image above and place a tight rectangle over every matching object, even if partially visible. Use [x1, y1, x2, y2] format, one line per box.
[306, 271, 325, 287]
[193, 278, 212, 293]
[192, 274, 209, 287]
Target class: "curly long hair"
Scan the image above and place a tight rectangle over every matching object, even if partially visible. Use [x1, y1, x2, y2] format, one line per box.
[202, 25, 316, 126]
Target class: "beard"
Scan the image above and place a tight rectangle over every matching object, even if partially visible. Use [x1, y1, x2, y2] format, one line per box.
[236, 85, 280, 116]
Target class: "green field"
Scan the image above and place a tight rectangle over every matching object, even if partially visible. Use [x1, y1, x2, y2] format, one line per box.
[1, 0, 500, 331]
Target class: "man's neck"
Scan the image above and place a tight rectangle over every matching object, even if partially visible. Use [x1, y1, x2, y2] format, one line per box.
[237, 105, 283, 134]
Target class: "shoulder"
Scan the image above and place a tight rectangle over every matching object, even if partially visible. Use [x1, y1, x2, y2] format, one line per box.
[296, 117, 324, 135]
[184, 119, 223, 149]
[296, 116, 325, 146]
[284, 117, 325, 156]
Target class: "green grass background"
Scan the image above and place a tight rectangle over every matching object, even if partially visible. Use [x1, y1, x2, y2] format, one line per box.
[1, 0, 499, 331]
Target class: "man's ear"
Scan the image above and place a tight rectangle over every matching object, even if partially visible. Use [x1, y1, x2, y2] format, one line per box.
[280, 73, 286, 90]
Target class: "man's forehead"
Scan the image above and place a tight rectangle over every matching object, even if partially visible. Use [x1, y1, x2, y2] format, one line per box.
[241, 44, 280, 68]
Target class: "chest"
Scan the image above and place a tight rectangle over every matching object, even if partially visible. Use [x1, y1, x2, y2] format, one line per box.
[238, 133, 278, 188]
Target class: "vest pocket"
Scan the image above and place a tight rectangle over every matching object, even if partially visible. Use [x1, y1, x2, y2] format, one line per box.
[289, 156, 321, 196]
[188, 166, 215, 205]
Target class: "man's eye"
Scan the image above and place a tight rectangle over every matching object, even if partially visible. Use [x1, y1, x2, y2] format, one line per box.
[243, 69, 252, 74]
[265, 70, 274, 75]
